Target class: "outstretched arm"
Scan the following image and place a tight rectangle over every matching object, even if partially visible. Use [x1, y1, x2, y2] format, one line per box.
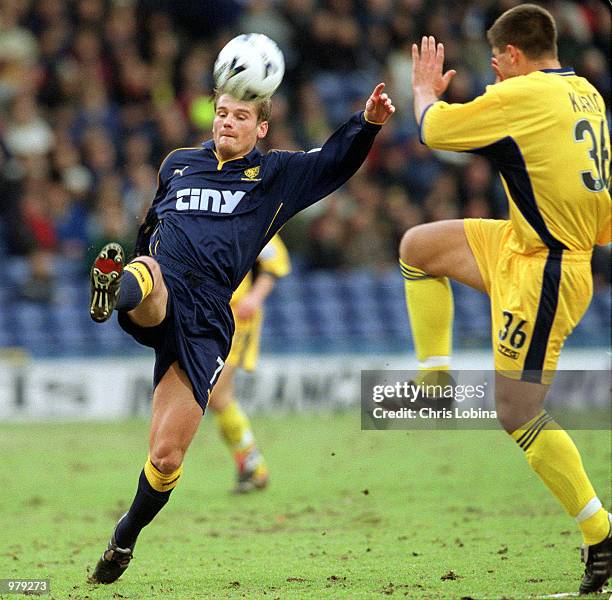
[412, 35, 456, 124]
[271, 82, 395, 220]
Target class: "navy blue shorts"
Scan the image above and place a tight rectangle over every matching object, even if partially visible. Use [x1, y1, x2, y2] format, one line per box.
[118, 255, 234, 411]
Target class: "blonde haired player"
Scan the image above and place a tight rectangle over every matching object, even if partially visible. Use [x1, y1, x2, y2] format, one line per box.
[401, 4, 610, 594]
[207, 234, 291, 492]
[89, 83, 394, 584]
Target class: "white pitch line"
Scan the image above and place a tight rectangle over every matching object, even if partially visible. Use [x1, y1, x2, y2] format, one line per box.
[537, 590, 610, 599]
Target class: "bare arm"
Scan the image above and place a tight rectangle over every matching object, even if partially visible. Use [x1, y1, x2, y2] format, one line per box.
[233, 272, 277, 320]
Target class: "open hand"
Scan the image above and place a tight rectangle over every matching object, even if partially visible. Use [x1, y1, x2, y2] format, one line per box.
[412, 36, 456, 97]
[364, 83, 395, 125]
[234, 293, 261, 320]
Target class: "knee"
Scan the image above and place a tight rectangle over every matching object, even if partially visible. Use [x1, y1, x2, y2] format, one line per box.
[399, 225, 431, 271]
[495, 392, 535, 434]
[133, 256, 161, 286]
[207, 389, 230, 413]
[208, 380, 232, 415]
[495, 387, 520, 432]
[150, 446, 184, 474]
[207, 388, 221, 412]
[496, 401, 517, 434]
[495, 375, 548, 434]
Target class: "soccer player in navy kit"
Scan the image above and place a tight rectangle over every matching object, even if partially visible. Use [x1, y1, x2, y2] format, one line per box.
[88, 84, 394, 583]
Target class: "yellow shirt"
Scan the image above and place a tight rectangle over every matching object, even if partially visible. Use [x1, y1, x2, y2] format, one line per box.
[231, 234, 291, 306]
[421, 68, 611, 253]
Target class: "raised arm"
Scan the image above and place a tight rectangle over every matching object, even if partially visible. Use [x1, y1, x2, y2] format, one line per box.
[272, 83, 394, 219]
[412, 35, 508, 152]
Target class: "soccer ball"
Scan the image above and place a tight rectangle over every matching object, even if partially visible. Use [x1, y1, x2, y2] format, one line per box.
[213, 33, 285, 101]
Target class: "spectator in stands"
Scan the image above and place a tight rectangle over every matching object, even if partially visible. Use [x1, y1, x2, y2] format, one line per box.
[0, 0, 606, 324]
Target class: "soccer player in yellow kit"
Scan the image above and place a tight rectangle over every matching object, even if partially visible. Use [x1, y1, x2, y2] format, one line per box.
[207, 235, 290, 492]
[400, 5, 611, 594]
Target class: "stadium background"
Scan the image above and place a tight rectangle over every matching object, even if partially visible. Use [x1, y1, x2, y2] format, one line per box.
[0, 0, 609, 412]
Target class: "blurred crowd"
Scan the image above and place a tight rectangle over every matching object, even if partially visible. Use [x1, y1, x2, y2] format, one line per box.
[0, 0, 609, 301]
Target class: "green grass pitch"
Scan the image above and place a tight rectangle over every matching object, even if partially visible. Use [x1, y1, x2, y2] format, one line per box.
[0, 412, 610, 599]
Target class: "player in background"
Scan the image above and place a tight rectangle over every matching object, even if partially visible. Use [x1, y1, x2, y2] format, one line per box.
[88, 84, 394, 584]
[207, 234, 290, 493]
[401, 4, 610, 594]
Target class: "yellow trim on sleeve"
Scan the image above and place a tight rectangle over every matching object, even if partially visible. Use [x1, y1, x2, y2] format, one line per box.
[156, 147, 202, 187]
[364, 114, 385, 125]
[263, 203, 284, 237]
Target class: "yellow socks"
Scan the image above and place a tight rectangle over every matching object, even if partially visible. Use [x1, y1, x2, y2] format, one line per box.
[400, 260, 609, 546]
[400, 259, 453, 372]
[116, 261, 154, 311]
[144, 456, 183, 492]
[214, 400, 254, 451]
[511, 411, 610, 545]
[114, 456, 183, 547]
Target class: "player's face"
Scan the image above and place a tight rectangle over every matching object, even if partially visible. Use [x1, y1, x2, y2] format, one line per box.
[213, 95, 268, 161]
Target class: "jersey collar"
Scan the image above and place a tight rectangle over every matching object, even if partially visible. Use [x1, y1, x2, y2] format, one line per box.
[202, 140, 261, 170]
[539, 67, 575, 76]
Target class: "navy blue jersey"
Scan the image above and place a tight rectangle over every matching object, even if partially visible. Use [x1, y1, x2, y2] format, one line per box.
[121, 111, 381, 409]
[136, 111, 381, 293]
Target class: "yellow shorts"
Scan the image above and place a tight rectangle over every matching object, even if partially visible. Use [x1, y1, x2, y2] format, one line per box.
[225, 310, 263, 372]
[464, 219, 593, 384]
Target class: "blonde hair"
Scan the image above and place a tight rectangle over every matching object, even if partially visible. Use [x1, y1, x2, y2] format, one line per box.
[213, 89, 272, 123]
